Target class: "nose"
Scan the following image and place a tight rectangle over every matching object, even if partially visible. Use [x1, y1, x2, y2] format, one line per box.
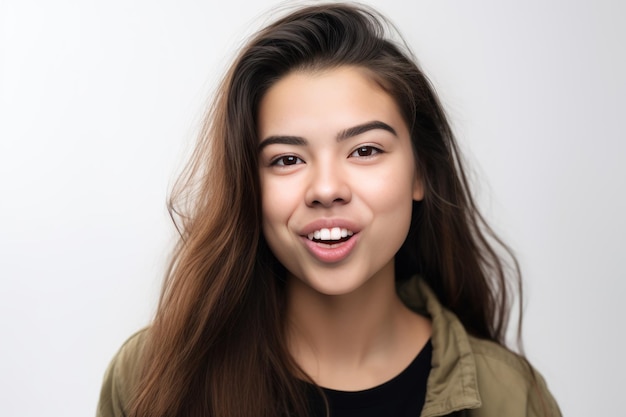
[305, 162, 352, 208]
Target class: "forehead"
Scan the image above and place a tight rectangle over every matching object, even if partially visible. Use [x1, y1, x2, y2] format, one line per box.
[257, 66, 407, 140]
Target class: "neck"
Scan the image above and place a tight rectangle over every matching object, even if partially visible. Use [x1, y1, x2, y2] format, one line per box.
[285, 263, 431, 390]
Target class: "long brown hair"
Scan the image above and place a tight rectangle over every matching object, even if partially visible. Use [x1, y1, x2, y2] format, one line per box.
[130, 3, 522, 416]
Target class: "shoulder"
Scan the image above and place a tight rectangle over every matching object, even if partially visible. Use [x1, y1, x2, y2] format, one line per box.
[398, 277, 560, 417]
[96, 329, 149, 417]
[467, 335, 561, 417]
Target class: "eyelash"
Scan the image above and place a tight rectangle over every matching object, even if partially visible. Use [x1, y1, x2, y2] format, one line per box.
[270, 155, 304, 166]
[268, 145, 383, 167]
[349, 145, 382, 158]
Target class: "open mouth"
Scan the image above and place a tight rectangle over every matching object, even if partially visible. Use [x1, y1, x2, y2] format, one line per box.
[307, 227, 354, 244]
[302, 226, 359, 262]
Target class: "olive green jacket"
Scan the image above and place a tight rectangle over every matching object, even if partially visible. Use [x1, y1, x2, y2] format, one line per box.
[397, 278, 561, 417]
[97, 277, 561, 417]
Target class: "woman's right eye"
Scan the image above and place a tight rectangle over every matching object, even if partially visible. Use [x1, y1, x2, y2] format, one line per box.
[271, 155, 304, 166]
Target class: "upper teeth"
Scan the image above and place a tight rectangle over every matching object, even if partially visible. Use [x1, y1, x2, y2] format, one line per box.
[307, 227, 353, 241]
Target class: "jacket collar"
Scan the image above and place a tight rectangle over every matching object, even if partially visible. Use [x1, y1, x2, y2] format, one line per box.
[398, 276, 482, 417]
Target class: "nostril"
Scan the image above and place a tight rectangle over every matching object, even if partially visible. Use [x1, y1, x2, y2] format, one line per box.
[311, 196, 346, 207]
[305, 174, 352, 207]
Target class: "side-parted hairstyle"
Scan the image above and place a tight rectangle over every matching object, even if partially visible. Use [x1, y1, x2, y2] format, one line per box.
[130, 3, 521, 417]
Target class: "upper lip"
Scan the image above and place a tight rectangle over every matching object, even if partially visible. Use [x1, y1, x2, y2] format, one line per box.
[299, 218, 361, 236]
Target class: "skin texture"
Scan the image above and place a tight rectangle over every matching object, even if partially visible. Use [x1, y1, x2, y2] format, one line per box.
[258, 66, 431, 390]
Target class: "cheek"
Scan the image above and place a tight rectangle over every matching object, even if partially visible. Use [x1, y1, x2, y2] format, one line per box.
[366, 164, 416, 208]
[361, 164, 416, 237]
[260, 179, 302, 272]
[261, 186, 278, 230]
[260, 177, 294, 233]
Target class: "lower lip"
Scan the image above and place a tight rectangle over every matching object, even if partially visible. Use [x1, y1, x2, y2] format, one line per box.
[302, 234, 358, 263]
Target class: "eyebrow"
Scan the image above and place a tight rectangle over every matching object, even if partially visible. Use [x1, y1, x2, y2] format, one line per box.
[258, 120, 397, 151]
[337, 120, 397, 141]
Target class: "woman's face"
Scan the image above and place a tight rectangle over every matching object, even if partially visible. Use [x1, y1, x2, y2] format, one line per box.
[258, 66, 423, 296]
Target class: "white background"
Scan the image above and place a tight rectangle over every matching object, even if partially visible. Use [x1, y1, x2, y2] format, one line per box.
[1, 1, 624, 416]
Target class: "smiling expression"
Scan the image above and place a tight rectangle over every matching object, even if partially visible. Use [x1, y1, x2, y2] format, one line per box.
[258, 66, 423, 296]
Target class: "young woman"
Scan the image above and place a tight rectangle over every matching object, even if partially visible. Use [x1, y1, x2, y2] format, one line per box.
[97, 3, 560, 417]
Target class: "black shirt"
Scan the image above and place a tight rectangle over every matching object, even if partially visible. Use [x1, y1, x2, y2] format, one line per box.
[307, 340, 432, 417]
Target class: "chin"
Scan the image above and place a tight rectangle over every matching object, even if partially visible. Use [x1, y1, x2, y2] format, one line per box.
[287, 265, 390, 298]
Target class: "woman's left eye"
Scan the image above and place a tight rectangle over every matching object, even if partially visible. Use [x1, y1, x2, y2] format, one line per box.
[350, 146, 381, 158]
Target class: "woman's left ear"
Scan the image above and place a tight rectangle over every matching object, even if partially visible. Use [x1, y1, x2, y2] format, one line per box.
[412, 169, 425, 201]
